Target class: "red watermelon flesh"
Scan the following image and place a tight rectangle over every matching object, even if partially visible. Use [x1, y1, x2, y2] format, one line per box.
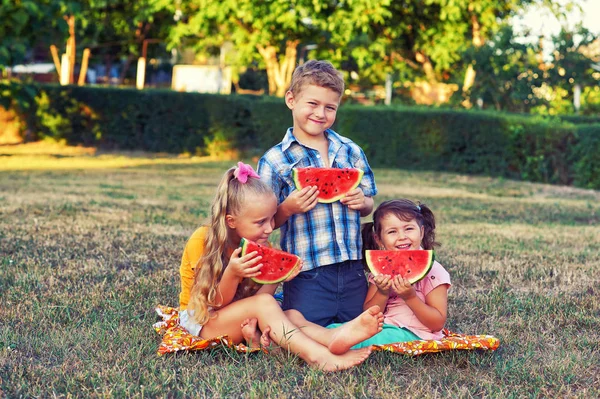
[365, 250, 434, 284]
[240, 238, 301, 284]
[292, 167, 364, 203]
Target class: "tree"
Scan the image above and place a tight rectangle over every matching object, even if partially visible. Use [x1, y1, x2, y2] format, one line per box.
[76, 0, 176, 84]
[0, 1, 74, 70]
[323, 0, 557, 106]
[0, 0, 73, 110]
[467, 25, 544, 112]
[546, 26, 599, 113]
[169, 0, 393, 96]
[0, 0, 175, 129]
[169, 0, 316, 96]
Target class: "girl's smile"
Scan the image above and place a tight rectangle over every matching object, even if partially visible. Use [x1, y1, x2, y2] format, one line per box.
[377, 213, 424, 251]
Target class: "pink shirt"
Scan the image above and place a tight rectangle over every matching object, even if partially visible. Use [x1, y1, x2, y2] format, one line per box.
[368, 260, 451, 340]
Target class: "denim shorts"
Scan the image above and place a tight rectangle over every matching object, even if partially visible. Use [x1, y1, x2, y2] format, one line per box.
[282, 259, 368, 327]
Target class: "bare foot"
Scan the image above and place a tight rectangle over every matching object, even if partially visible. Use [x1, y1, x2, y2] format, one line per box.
[241, 318, 261, 349]
[260, 326, 273, 348]
[312, 347, 373, 372]
[328, 305, 384, 355]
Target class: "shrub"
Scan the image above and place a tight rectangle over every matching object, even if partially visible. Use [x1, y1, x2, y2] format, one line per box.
[13, 83, 600, 190]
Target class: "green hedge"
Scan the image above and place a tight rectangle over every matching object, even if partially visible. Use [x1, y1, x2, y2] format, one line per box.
[560, 115, 600, 125]
[15, 83, 600, 189]
[571, 125, 600, 189]
[35, 85, 257, 154]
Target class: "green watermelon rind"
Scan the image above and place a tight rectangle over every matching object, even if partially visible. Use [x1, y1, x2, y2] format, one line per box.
[365, 250, 435, 285]
[292, 167, 364, 204]
[240, 238, 301, 285]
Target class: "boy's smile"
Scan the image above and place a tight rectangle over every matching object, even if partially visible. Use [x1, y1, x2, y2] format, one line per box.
[285, 84, 340, 142]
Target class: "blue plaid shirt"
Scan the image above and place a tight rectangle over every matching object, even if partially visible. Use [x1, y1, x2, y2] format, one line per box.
[257, 128, 378, 271]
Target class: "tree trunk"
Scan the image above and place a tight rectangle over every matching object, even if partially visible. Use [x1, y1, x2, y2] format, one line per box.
[415, 51, 437, 84]
[573, 83, 581, 114]
[120, 22, 151, 85]
[105, 55, 112, 84]
[412, 52, 458, 105]
[65, 15, 76, 84]
[119, 54, 135, 84]
[258, 40, 299, 97]
[462, 9, 484, 107]
[462, 65, 476, 94]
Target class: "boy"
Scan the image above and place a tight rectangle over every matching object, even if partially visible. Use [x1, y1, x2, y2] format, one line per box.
[257, 60, 377, 327]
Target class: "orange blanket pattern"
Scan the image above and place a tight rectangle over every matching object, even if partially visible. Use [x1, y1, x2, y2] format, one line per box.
[153, 305, 500, 356]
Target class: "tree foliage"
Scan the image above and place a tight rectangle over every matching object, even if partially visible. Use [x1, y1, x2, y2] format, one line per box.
[0, 0, 174, 115]
[325, 1, 537, 84]
[0, 0, 71, 68]
[0, 1, 175, 78]
[547, 26, 599, 89]
[169, 0, 394, 96]
[1, 0, 598, 114]
[468, 25, 544, 112]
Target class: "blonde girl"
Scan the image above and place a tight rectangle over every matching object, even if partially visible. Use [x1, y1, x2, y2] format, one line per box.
[179, 163, 384, 371]
[357, 199, 451, 345]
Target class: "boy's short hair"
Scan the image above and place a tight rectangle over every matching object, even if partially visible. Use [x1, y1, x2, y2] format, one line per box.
[288, 60, 345, 97]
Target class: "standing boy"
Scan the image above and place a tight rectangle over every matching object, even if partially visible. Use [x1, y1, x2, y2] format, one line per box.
[257, 60, 378, 327]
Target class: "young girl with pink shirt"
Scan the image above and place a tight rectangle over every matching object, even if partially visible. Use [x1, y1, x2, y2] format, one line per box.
[355, 199, 451, 345]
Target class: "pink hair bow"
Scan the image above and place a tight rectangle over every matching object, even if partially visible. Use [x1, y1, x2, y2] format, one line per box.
[233, 162, 260, 183]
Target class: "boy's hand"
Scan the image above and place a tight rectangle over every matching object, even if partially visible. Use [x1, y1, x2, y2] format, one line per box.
[226, 247, 263, 279]
[390, 276, 417, 300]
[340, 188, 366, 210]
[281, 186, 319, 216]
[372, 274, 392, 295]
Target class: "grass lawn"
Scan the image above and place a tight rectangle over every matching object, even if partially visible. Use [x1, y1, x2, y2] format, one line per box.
[1, 144, 599, 398]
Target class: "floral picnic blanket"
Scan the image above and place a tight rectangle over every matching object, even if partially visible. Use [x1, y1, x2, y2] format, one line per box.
[153, 305, 500, 356]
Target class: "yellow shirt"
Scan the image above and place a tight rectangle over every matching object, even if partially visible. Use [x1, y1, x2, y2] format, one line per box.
[179, 226, 209, 310]
[178, 226, 271, 310]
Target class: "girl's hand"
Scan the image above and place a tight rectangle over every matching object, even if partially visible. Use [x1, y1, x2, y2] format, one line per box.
[340, 188, 365, 210]
[372, 274, 392, 295]
[390, 276, 416, 300]
[282, 186, 319, 215]
[226, 247, 263, 279]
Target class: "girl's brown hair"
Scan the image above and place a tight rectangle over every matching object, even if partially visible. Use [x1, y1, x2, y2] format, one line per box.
[187, 166, 274, 325]
[362, 199, 440, 258]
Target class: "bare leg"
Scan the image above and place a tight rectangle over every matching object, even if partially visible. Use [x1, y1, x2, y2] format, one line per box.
[285, 306, 384, 355]
[200, 293, 372, 372]
[240, 318, 261, 349]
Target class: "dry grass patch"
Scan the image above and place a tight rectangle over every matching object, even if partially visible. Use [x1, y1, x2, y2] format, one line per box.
[1, 148, 599, 398]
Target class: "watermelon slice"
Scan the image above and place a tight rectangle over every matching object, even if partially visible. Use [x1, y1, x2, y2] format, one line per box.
[240, 238, 301, 284]
[292, 167, 364, 203]
[365, 250, 434, 284]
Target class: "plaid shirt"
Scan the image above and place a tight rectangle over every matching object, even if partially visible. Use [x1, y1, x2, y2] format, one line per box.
[258, 128, 378, 271]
